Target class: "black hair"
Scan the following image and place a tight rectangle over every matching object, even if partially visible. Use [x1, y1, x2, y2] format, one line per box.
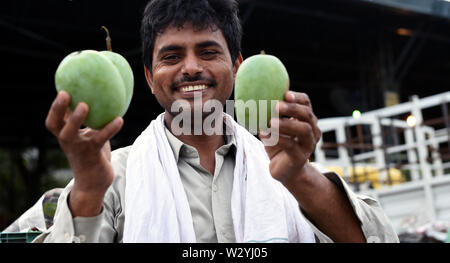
[141, 0, 242, 71]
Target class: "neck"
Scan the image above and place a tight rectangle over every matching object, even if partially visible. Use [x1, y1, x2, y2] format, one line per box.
[164, 111, 227, 175]
[164, 111, 226, 153]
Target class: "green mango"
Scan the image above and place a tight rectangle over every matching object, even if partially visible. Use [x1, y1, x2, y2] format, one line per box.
[234, 53, 289, 134]
[54, 50, 134, 129]
[100, 51, 134, 116]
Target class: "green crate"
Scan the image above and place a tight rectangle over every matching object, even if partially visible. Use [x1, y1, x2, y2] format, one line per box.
[0, 231, 42, 243]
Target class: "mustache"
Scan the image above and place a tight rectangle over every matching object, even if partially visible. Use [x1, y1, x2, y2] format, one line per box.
[170, 74, 218, 90]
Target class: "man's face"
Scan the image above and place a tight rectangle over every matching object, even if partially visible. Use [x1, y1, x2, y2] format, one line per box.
[145, 23, 241, 120]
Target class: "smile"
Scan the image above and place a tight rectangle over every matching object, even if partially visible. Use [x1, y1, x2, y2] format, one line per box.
[179, 84, 209, 93]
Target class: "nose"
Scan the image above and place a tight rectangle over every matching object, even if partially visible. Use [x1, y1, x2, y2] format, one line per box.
[181, 52, 203, 77]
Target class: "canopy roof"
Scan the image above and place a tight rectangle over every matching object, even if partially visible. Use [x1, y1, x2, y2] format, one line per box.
[2, 0, 450, 149]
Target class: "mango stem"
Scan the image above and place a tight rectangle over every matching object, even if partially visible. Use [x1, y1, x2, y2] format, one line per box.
[101, 26, 112, 51]
[260, 50, 266, 55]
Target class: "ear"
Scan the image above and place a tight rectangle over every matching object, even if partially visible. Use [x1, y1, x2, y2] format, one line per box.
[232, 53, 244, 78]
[144, 66, 154, 94]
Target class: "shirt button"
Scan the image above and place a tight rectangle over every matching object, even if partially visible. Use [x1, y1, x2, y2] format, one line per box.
[212, 184, 217, 192]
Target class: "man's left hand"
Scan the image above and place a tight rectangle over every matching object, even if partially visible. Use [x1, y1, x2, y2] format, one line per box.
[260, 91, 321, 185]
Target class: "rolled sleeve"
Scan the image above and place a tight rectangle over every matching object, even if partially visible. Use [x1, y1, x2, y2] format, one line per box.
[33, 147, 129, 243]
[309, 162, 400, 243]
[34, 181, 78, 243]
[327, 172, 399, 242]
[72, 212, 105, 243]
[33, 181, 114, 243]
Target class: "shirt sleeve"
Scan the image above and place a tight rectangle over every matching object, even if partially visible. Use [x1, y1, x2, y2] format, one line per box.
[306, 162, 400, 243]
[33, 181, 117, 243]
[33, 147, 130, 243]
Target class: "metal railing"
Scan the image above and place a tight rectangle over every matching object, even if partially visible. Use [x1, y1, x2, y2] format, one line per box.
[314, 91, 450, 227]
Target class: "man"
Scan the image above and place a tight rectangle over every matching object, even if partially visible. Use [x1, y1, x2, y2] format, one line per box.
[37, 0, 398, 243]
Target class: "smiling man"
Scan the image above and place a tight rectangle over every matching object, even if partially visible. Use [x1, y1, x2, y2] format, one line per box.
[37, 0, 398, 243]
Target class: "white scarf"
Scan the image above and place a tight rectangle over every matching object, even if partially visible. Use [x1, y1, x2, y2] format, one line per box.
[123, 113, 315, 243]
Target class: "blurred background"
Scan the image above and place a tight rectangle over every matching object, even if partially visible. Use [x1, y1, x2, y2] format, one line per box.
[1, 0, 450, 242]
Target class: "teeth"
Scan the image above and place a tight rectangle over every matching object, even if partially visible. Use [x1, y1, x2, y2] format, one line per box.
[180, 85, 207, 92]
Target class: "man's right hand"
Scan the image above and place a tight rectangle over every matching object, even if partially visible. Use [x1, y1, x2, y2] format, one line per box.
[45, 91, 124, 217]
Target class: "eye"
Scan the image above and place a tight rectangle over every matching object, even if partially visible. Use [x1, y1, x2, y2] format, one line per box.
[162, 54, 181, 62]
[203, 50, 218, 55]
[201, 50, 219, 59]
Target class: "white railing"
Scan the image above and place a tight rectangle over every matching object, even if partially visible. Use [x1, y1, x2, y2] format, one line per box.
[314, 91, 450, 230]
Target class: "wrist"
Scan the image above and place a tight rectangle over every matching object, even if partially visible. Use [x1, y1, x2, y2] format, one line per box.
[68, 186, 106, 217]
[280, 160, 310, 187]
[281, 161, 324, 198]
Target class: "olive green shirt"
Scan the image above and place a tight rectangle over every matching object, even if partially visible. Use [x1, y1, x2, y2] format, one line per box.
[35, 126, 399, 243]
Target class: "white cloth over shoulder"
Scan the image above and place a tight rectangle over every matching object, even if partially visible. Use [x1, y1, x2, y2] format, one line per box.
[123, 113, 315, 243]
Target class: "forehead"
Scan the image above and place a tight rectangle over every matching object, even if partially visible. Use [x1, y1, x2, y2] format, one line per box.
[153, 23, 229, 54]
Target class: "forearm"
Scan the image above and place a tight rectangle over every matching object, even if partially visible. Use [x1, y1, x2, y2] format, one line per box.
[283, 162, 366, 243]
[68, 160, 114, 217]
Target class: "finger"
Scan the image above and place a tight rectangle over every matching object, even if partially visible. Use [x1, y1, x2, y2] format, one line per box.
[275, 135, 299, 154]
[59, 102, 89, 142]
[63, 108, 71, 123]
[91, 117, 124, 149]
[270, 118, 316, 147]
[271, 136, 309, 165]
[277, 101, 314, 122]
[45, 91, 71, 136]
[277, 101, 321, 142]
[284, 91, 311, 107]
[263, 130, 310, 171]
[282, 92, 317, 135]
[279, 119, 319, 156]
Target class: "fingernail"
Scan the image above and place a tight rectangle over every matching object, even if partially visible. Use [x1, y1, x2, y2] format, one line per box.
[287, 91, 295, 100]
[74, 103, 86, 115]
[56, 92, 65, 104]
[114, 118, 123, 126]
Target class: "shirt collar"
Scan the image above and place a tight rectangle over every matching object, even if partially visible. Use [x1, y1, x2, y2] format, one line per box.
[164, 121, 236, 163]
